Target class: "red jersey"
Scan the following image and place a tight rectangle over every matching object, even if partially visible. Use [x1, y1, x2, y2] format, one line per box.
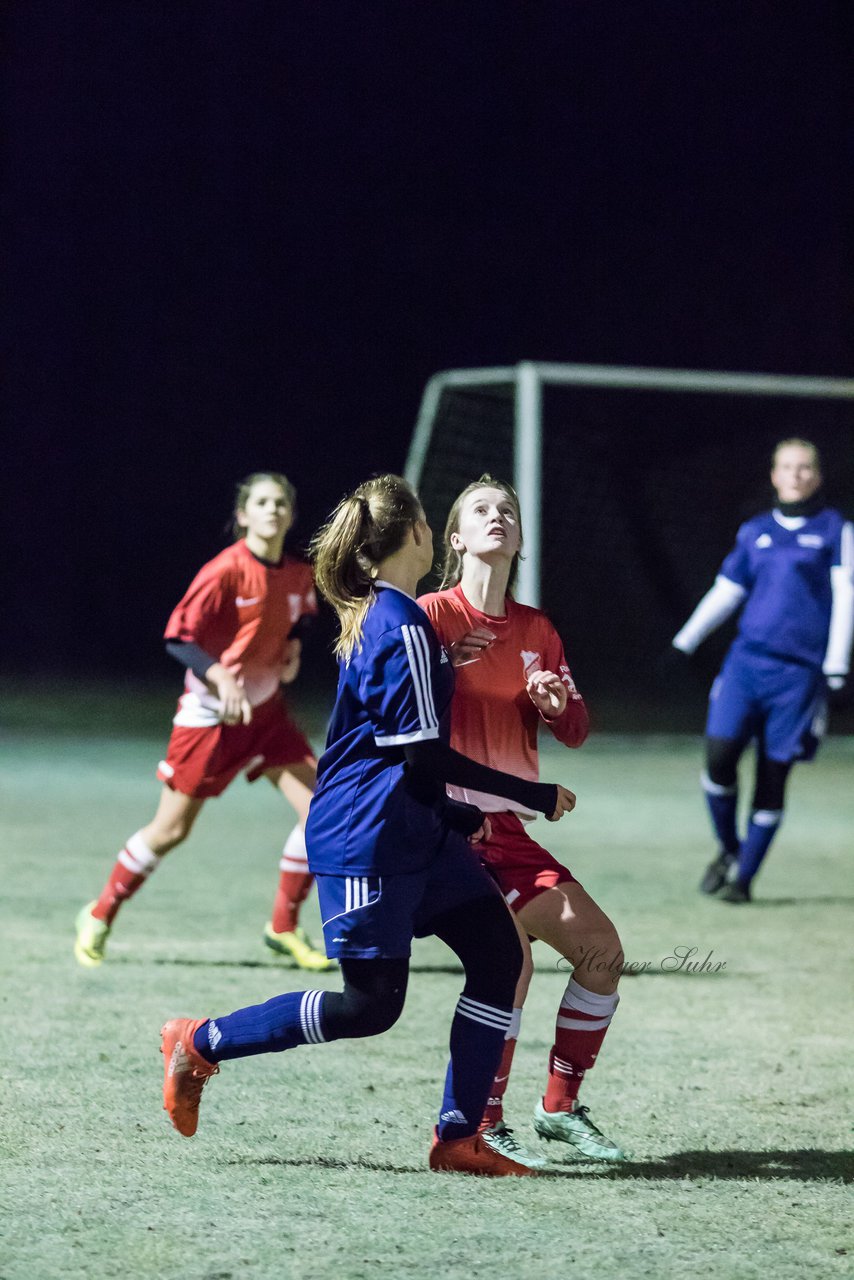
[164, 540, 317, 726]
[418, 584, 589, 816]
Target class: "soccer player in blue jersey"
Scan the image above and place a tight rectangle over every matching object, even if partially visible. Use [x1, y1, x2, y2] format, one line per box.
[160, 474, 576, 1175]
[672, 439, 854, 902]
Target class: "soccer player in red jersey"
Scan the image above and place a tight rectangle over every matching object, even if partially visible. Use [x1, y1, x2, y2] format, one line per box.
[74, 472, 333, 972]
[419, 476, 626, 1165]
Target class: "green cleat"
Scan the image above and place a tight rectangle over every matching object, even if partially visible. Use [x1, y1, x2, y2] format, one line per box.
[533, 1101, 627, 1161]
[481, 1120, 548, 1170]
[263, 923, 336, 972]
[74, 901, 110, 967]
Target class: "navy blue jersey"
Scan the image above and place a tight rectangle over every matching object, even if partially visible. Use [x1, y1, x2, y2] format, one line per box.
[721, 508, 851, 668]
[306, 584, 456, 875]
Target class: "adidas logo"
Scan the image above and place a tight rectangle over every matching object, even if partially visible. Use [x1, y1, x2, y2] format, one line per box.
[168, 1040, 190, 1078]
[440, 1109, 468, 1125]
[208, 1021, 222, 1052]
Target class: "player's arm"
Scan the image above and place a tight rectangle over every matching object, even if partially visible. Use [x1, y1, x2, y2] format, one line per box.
[280, 637, 302, 685]
[280, 576, 318, 685]
[671, 576, 746, 654]
[164, 638, 251, 725]
[672, 526, 752, 654]
[164, 565, 251, 724]
[362, 620, 574, 821]
[823, 521, 854, 688]
[403, 739, 574, 821]
[531, 630, 590, 747]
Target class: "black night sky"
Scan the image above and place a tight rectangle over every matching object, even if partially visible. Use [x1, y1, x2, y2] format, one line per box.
[5, 2, 853, 705]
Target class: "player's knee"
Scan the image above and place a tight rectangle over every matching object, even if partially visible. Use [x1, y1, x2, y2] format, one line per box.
[324, 960, 409, 1039]
[463, 911, 523, 1006]
[152, 819, 193, 850]
[752, 758, 791, 812]
[705, 736, 741, 788]
[331, 988, 405, 1039]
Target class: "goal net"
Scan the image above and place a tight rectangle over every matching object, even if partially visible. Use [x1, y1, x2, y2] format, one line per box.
[406, 363, 854, 726]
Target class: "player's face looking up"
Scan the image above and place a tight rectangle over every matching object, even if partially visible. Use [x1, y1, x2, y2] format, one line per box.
[450, 487, 521, 563]
[237, 480, 294, 545]
[770, 443, 822, 504]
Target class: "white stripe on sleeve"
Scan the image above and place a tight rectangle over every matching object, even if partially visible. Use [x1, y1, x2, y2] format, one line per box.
[672, 576, 746, 654]
[409, 626, 438, 730]
[824, 550, 854, 677]
[399, 624, 438, 732]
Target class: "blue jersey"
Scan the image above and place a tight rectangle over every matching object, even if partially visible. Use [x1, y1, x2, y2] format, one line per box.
[306, 584, 456, 875]
[720, 507, 850, 668]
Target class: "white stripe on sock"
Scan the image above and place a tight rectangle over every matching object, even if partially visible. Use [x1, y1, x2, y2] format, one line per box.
[751, 809, 783, 828]
[283, 826, 308, 860]
[457, 996, 512, 1032]
[701, 770, 737, 797]
[279, 856, 309, 873]
[560, 979, 620, 1018]
[299, 991, 325, 1044]
[556, 1014, 614, 1032]
[119, 832, 159, 876]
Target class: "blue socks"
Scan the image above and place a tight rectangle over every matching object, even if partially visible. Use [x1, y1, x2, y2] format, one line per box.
[738, 810, 782, 884]
[701, 771, 739, 854]
[194, 990, 327, 1063]
[437, 995, 513, 1141]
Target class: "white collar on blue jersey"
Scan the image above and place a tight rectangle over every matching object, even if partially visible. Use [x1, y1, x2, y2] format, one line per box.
[374, 579, 416, 600]
[772, 510, 808, 531]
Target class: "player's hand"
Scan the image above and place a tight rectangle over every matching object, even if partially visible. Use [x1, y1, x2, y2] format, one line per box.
[209, 666, 253, 725]
[281, 639, 302, 685]
[545, 784, 576, 821]
[469, 816, 492, 845]
[449, 626, 496, 667]
[527, 670, 567, 719]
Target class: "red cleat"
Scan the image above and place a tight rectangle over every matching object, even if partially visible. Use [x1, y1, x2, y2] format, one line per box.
[160, 1018, 219, 1137]
[429, 1127, 538, 1177]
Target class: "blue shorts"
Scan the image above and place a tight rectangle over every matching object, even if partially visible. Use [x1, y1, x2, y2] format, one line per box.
[705, 643, 827, 763]
[314, 835, 500, 960]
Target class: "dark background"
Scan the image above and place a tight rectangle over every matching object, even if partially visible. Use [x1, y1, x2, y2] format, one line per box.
[5, 2, 853, 721]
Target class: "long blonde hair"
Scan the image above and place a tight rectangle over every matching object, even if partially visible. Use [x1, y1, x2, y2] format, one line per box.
[440, 474, 524, 591]
[311, 474, 423, 659]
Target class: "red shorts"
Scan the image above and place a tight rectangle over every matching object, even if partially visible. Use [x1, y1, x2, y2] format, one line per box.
[478, 810, 578, 912]
[157, 693, 315, 799]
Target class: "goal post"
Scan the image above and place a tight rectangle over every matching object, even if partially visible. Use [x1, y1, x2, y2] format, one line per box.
[405, 361, 854, 610]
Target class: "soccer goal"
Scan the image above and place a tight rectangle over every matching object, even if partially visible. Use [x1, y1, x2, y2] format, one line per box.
[405, 362, 854, 714]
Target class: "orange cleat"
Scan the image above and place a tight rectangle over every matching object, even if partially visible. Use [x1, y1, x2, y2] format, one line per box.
[429, 1127, 538, 1177]
[160, 1018, 219, 1137]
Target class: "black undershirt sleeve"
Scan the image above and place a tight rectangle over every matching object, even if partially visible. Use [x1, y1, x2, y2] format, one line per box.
[403, 739, 558, 817]
[441, 798, 489, 837]
[164, 639, 218, 682]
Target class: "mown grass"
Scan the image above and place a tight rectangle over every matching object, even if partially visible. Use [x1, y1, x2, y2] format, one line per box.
[1, 709, 852, 1280]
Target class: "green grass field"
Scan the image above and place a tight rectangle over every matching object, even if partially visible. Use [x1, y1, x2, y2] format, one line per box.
[2, 693, 852, 1280]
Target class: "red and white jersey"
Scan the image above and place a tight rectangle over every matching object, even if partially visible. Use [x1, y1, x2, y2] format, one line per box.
[418, 583, 589, 816]
[164, 540, 317, 726]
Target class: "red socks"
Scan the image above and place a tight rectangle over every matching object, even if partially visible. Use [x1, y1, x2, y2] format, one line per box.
[480, 1009, 522, 1128]
[92, 832, 159, 924]
[271, 827, 313, 934]
[543, 979, 619, 1113]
